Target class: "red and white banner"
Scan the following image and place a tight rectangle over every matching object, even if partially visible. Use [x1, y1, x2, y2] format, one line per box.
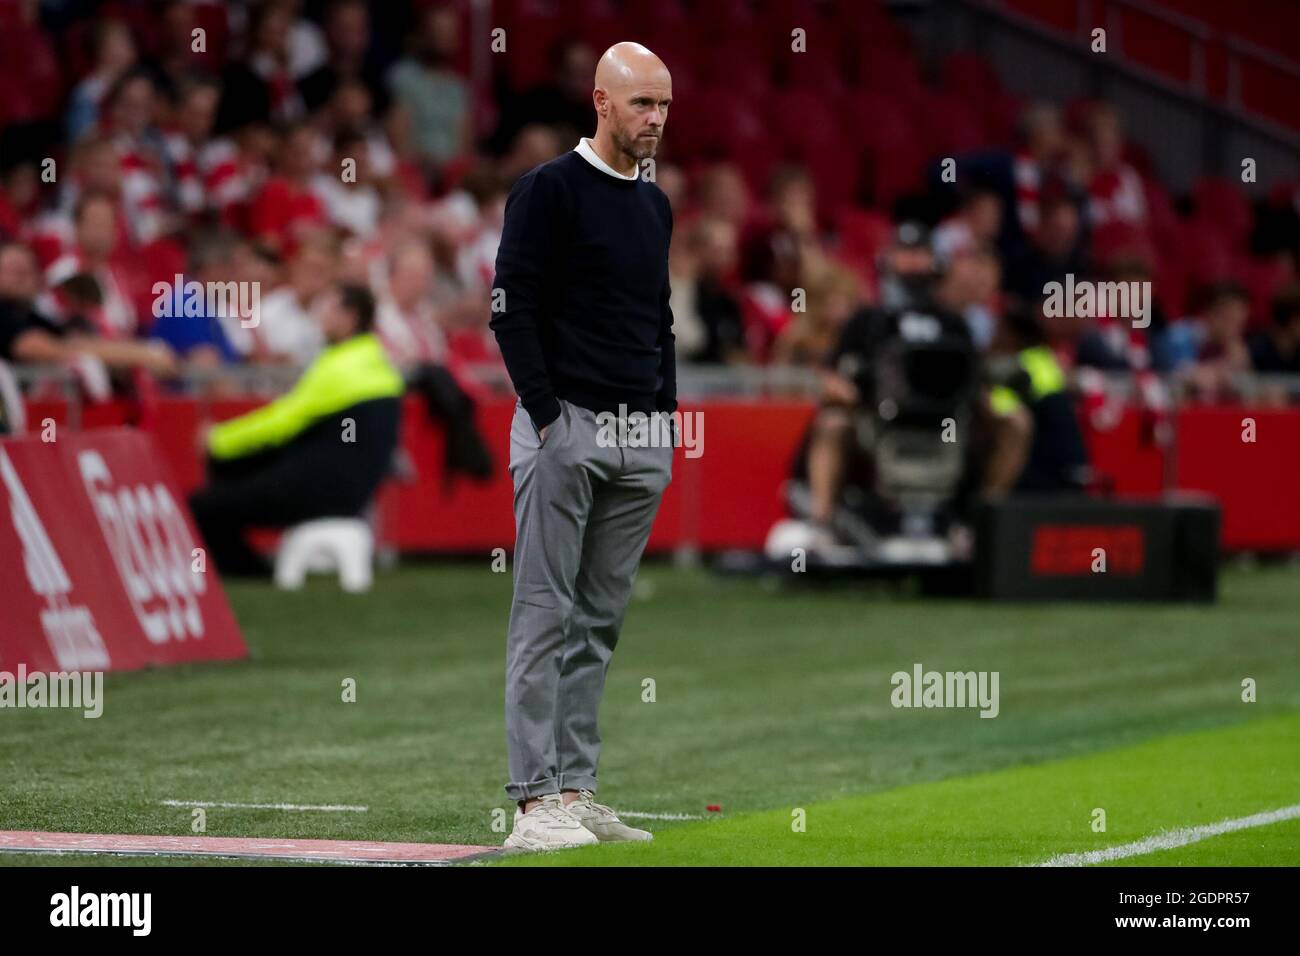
[0, 428, 247, 672]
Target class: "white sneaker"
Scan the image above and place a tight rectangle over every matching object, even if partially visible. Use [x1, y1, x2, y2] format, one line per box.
[563, 789, 653, 842]
[503, 793, 599, 851]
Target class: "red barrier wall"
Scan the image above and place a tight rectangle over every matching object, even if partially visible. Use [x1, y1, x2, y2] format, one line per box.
[17, 396, 1300, 553]
[1173, 407, 1298, 551]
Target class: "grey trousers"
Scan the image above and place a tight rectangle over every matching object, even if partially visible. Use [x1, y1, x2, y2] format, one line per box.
[504, 397, 673, 802]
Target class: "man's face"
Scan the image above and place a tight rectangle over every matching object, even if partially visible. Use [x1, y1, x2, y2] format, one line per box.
[112, 77, 154, 137]
[1039, 203, 1079, 257]
[79, 143, 121, 194]
[293, 247, 336, 300]
[329, 3, 369, 59]
[0, 246, 40, 301]
[559, 45, 595, 100]
[968, 195, 1002, 240]
[257, 8, 291, 54]
[390, 248, 434, 304]
[283, 128, 322, 179]
[701, 166, 749, 223]
[77, 200, 118, 259]
[1029, 114, 1063, 159]
[317, 290, 357, 344]
[696, 220, 737, 276]
[1089, 112, 1123, 167]
[333, 83, 371, 127]
[940, 255, 983, 310]
[423, 8, 459, 58]
[1209, 297, 1248, 337]
[605, 81, 671, 163]
[180, 86, 218, 142]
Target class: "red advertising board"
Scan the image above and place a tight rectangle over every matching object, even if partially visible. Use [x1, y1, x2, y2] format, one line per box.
[0, 428, 247, 672]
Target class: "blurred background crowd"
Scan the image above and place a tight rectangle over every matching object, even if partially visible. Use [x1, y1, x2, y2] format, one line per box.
[1, 0, 1298, 423]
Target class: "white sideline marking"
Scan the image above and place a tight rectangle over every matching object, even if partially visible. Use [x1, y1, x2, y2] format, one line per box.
[160, 799, 369, 813]
[1034, 803, 1300, 867]
[616, 810, 706, 821]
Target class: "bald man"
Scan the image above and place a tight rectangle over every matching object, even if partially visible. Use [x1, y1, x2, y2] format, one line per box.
[490, 42, 676, 850]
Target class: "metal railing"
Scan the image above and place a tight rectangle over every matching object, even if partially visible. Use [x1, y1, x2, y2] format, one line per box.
[7, 361, 1300, 407]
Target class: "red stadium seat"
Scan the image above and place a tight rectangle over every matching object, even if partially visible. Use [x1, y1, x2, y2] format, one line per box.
[1173, 219, 1234, 289]
[695, 45, 773, 100]
[1154, 253, 1188, 320]
[1092, 221, 1157, 270]
[691, 0, 765, 45]
[1143, 177, 1181, 249]
[691, 88, 769, 153]
[908, 89, 988, 158]
[852, 45, 925, 95]
[1237, 253, 1288, 330]
[725, 135, 783, 198]
[1192, 176, 1253, 249]
[779, 48, 848, 92]
[980, 89, 1025, 147]
[559, 0, 629, 54]
[839, 92, 927, 208]
[863, 140, 926, 210]
[941, 53, 1002, 93]
[839, 90, 917, 146]
[770, 89, 842, 148]
[497, 0, 563, 92]
[792, 137, 866, 221]
[831, 1, 914, 51]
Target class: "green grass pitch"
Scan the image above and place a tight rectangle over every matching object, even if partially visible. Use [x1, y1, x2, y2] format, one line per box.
[1, 563, 1297, 866]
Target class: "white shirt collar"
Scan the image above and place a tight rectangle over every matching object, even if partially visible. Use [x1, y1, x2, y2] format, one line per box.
[574, 138, 639, 181]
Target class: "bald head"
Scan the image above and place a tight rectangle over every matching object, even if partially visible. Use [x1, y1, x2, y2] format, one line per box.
[596, 42, 669, 91]
[591, 42, 672, 170]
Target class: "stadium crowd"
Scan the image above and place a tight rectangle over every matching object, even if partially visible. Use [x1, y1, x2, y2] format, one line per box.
[2, 0, 1299, 448]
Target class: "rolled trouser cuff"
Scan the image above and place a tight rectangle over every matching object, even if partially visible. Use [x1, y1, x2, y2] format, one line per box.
[557, 772, 598, 794]
[504, 776, 561, 802]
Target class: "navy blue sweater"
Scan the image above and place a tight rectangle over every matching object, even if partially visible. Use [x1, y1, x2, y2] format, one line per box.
[489, 149, 676, 431]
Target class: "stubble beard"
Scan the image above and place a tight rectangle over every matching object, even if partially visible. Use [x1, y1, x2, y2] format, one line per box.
[615, 126, 658, 165]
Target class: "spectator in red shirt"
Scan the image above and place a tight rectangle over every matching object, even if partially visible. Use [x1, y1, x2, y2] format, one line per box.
[248, 123, 327, 256]
[101, 68, 178, 245]
[1084, 104, 1147, 230]
[43, 192, 139, 338]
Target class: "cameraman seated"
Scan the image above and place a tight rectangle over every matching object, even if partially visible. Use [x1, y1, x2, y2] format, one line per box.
[801, 256, 1028, 547]
[190, 284, 403, 576]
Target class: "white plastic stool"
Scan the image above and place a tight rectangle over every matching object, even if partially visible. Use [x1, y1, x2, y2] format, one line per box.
[274, 518, 374, 593]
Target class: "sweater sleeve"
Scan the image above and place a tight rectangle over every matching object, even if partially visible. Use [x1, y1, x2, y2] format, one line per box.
[655, 199, 678, 414]
[490, 167, 565, 432]
[656, 276, 678, 414]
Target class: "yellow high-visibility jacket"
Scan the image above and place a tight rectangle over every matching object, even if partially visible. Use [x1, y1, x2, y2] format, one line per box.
[208, 333, 404, 460]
